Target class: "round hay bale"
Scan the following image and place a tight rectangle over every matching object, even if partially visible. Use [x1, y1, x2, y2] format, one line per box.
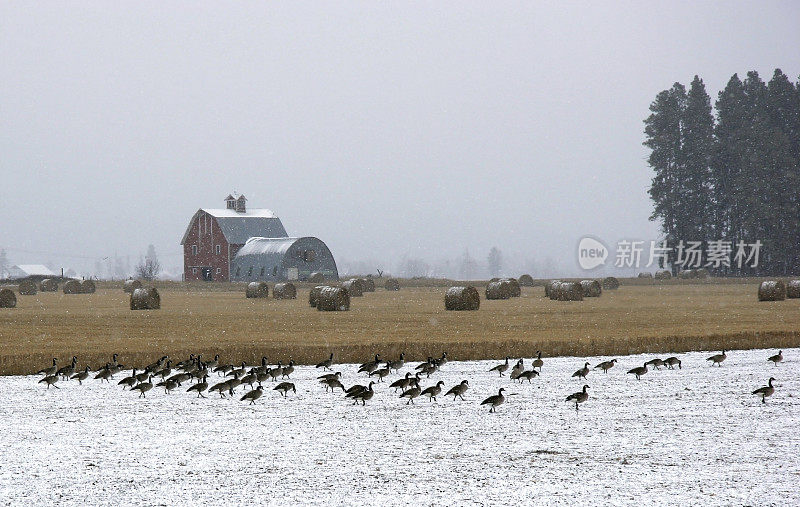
[80, 280, 96, 294]
[518, 274, 534, 287]
[18, 279, 37, 295]
[309, 285, 328, 307]
[502, 278, 521, 297]
[579, 279, 602, 297]
[342, 279, 364, 297]
[678, 270, 695, 279]
[130, 287, 161, 310]
[40, 279, 59, 292]
[273, 282, 297, 300]
[694, 268, 709, 279]
[63, 279, 81, 294]
[361, 277, 375, 292]
[787, 280, 800, 299]
[0, 288, 17, 308]
[654, 270, 672, 280]
[637, 272, 653, 279]
[551, 281, 583, 301]
[317, 286, 350, 311]
[601, 277, 620, 290]
[758, 280, 786, 302]
[445, 286, 480, 311]
[123, 279, 142, 293]
[307, 272, 325, 283]
[544, 280, 562, 298]
[486, 280, 512, 300]
[384, 278, 400, 291]
[246, 281, 269, 299]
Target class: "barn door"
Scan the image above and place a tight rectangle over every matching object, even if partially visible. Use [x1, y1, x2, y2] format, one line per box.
[201, 267, 213, 281]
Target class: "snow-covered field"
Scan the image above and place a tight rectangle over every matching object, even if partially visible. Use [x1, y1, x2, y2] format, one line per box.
[1, 348, 798, 505]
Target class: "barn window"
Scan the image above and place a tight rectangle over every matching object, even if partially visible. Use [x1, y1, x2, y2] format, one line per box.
[247, 266, 253, 277]
[272, 266, 278, 276]
[192, 245, 198, 255]
[216, 245, 221, 255]
[260, 267, 265, 276]
[236, 267, 240, 277]
[192, 268, 197, 274]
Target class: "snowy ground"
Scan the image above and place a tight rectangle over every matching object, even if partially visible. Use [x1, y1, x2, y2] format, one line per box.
[1, 348, 798, 506]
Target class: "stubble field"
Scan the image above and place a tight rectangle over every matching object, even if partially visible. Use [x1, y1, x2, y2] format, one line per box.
[1, 281, 798, 375]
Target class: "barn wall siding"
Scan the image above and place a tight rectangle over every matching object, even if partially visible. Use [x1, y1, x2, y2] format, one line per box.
[183, 212, 231, 281]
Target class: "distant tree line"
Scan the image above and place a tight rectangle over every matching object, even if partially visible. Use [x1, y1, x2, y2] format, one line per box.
[644, 69, 800, 275]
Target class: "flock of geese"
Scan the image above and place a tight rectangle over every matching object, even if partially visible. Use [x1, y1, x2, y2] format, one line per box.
[34, 348, 786, 411]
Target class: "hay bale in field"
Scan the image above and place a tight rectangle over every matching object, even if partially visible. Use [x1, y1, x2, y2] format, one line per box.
[0, 288, 17, 308]
[503, 278, 521, 297]
[18, 279, 37, 295]
[309, 285, 329, 307]
[63, 279, 81, 294]
[787, 280, 800, 299]
[317, 286, 350, 311]
[80, 280, 96, 294]
[123, 279, 142, 293]
[362, 277, 375, 292]
[39, 279, 59, 292]
[307, 272, 325, 283]
[637, 272, 653, 279]
[445, 286, 480, 311]
[273, 282, 297, 300]
[694, 268, 709, 279]
[544, 280, 561, 298]
[246, 281, 269, 299]
[758, 280, 786, 302]
[486, 280, 512, 300]
[130, 287, 160, 310]
[551, 281, 583, 301]
[384, 278, 400, 291]
[678, 270, 695, 279]
[518, 274, 534, 287]
[579, 279, 602, 297]
[343, 279, 364, 297]
[655, 270, 672, 280]
[601, 277, 620, 290]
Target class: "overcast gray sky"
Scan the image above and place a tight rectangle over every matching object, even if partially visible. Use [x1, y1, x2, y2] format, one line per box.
[2, 1, 799, 277]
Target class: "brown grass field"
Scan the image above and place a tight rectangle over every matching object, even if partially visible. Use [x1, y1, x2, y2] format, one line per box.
[1, 281, 798, 375]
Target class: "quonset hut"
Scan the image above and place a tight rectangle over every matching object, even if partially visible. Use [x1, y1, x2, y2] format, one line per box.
[230, 237, 338, 282]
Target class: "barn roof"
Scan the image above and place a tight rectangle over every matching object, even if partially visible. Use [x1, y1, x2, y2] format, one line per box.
[180, 209, 288, 245]
[9, 265, 56, 277]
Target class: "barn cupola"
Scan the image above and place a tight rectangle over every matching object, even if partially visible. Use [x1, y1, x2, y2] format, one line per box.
[225, 194, 236, 210]
[235, 194, 247, 213]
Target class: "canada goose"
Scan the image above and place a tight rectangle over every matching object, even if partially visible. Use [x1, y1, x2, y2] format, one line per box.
[71, 366, 91, 384]
[154, 360, 173, 379]
[204, 354, 220, 371]
[145, 356, 168, 374]
[94, 364, 113, 382]
[256, 369, 272, 385]
[38, 374, 60, 389]
[240, 372, 258, 389]
[227, 376, 243, 394]
[707, 350, 727, 367]
[594, 359, 617, 373]
[490, 357, 510, 376]
[118, 369, 138, 389]
[345, 383, 368, 397]
[572, 362, 591, 380]
[176, 354, 194, 370]
[389, 372, 413, 392]
[316, 353, 334, 371]
[111, 353, 122, 368]
[317, 371, 342, 382]
[415, 357, 433, 371]
[400, 384, 422, 404]
[752, 377, 776, 404]
[664, 357, 682, 369]
[274, 382, 296, 397]
[627, 363, 648, 380]
[209, 379, 232, 397]
[156, 378, 178, 394]
[370, 366, 391, 382]
[130, 376, 154, 398]
[38, 358, 58, 377]
[767, 350, 783, 366]
[213, 363, 233, 376]
[56, 356, 78, 379]
[387, 353, 405, 371]
[531, 351, 544, 372]
[517, 369, 540, 383]
[420, 381, 445, 402]
[358, 357, 381, 375]
[419, 361, 438, 378]
[188, 375, 209, 398]
[510, 359, 525, 380]
[360, 354, 381, 369]
[269, 363, 283, 381]
[437, 352, 448, 367]
[241, 385, 264, 404]
[168, 372, 191, 386]
[350, 382, 375, 405]
[228, 361, 247, 378]
[565, 385, 589, 411]
[445, 380, 469, 400]
[191, 366, 208, 381]
[644, 358, 665, 370]
[481, 388, 506, 413]
[282, 360, 295, 379]
[321, 377, 345, 393]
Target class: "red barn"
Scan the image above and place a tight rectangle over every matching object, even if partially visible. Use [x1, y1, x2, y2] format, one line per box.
[181, 195, 288, 281]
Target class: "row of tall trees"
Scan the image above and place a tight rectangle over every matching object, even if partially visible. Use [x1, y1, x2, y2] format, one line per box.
[645, 69, 800, 275]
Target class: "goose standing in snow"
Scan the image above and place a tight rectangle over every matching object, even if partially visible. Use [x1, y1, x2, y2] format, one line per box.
[71, 366, 91, 384]
[531, 351, 544, 372]
[594, 359, 617, 373]
[627, 363, 648, 380]
[481, 388, 506, 413]
[572, 362, 591, 380]
[644, 358, 665, 370]
[420, 381, 445, 402]
[274, 382, 296, 397]
[350, 382, 375, 405]
[767, 351, 783, 366]
[188, 375, 209, 398]
[707, 350, 727, 367]
[38, 374, 60, 389]
[37, 358, 58, 377]
[241, 385, 264, 404]
[566, 385, 589, 411]
[400, 383, 422, 405]
[445, 380, 469, 401]
[664, 357, 682, 370]
[118, 369, 138, 389]
[316, 353, 334, 371]
[56, 356, 77, 380]
[752, 377, 776, 404]
[130, 376, 154, 398]
[490, 357, 510, 376]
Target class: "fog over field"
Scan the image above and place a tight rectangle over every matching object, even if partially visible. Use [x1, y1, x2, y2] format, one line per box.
[1, 2, 799, 278]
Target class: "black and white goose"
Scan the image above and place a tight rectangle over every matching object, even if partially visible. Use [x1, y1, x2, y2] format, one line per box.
[481, 388, 506, 413]
[400, 383, 422, 404]
[594, 359, 617, 373]
[350, 382, 375, 405]
[241, 385, 264, 404]
[118, 369, 138, 389]
[445, 380, 469, 401]
[565, 385, 589, 411]
[281, 360, 295, 379]
[56, 356, 78, 379]
[752, 377, 776, 404]
[94, 364, 113, 382]
[37, 358, 58, 377]
[358, 355, 381, 375]
[188, 375, 209, 398]
[389, 372, 413, 392]
[509, 359, 525, 380]
[156, 378, 178, 394]
[490, 357, 510, 376]
[572, 362, 591, 380]
[274, 382, 296, 398]
[420, 381, 445, 402]
[370, 365, 391, 382]
[517, 369, 539, 383]
[130, 376, 154, 398]
[531, 351, 544, 372]
[71, 366, 91, 384]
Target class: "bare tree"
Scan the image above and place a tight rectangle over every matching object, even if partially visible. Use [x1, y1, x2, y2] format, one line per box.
[136, 244, 161, 280]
